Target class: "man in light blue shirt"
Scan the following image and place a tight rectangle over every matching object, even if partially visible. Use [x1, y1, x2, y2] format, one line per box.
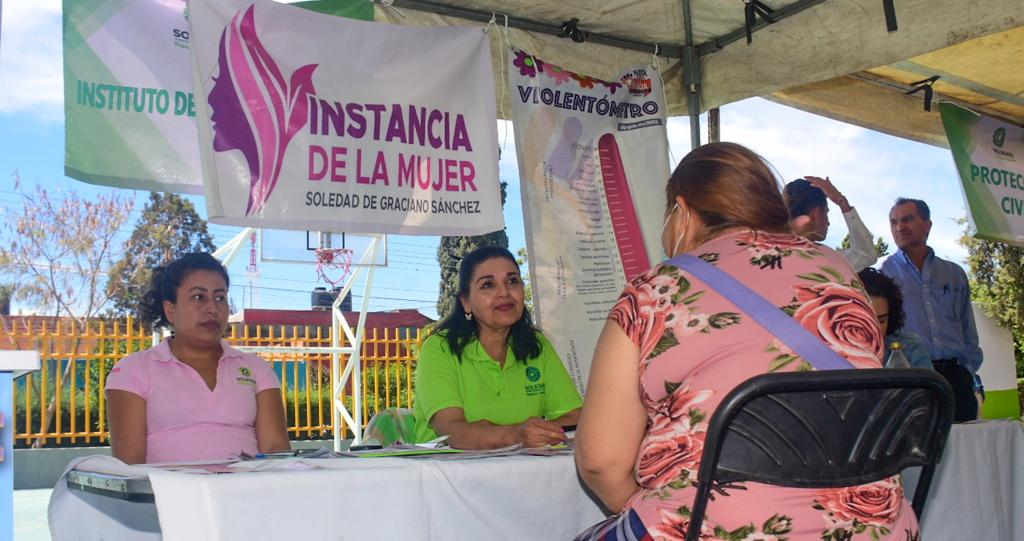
[881, 198, 982, 421]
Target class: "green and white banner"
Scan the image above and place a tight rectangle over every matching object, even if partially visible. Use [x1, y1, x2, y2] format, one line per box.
[63, 0, 202, 193]
[63, 0, 372, 194]
[940, 103, 1024, 247]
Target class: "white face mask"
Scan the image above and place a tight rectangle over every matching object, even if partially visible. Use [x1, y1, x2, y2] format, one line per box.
[661, 203, 678, 234]
[661, 203, 688, 259]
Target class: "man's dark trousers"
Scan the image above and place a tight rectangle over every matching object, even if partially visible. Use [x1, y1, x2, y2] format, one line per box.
[932, 359, 978, 422]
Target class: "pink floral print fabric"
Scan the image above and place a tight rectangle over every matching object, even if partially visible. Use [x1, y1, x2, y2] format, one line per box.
[609, 230, 919, 541]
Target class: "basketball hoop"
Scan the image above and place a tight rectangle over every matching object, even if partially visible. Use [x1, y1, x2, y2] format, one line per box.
[315, 248, 354, 286]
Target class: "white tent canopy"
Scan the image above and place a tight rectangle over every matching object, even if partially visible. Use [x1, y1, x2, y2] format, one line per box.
[373, 0, 1023, 147]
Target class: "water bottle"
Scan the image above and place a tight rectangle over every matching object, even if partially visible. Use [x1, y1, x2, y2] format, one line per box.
[885, 341, 911, 369]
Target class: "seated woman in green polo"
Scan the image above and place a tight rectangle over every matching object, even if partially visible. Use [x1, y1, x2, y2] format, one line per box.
[413, 246, 582, 449]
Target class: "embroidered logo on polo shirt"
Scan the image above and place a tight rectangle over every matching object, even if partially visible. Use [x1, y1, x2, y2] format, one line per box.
[526, 366, 541, 382]
[524, 366, 545, 396]
[236, 366, 257, 388]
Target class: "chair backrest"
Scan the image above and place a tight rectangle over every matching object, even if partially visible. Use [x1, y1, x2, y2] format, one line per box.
[686, 368, 953, 541]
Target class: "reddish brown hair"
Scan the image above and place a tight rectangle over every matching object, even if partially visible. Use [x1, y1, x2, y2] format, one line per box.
[667, 142, 789, 241]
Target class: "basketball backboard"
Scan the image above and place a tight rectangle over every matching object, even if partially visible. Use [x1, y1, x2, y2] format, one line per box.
[259, 229, 388, 267]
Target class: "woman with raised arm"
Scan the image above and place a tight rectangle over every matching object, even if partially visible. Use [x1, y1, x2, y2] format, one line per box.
[106, 253, 289, 464]
[412, 246, 582, 449]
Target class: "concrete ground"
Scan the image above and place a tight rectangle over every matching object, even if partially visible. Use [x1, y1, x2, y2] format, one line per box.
[14, 489, 53, 541]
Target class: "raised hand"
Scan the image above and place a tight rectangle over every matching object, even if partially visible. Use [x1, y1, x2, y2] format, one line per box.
[804, 176, 852, 212]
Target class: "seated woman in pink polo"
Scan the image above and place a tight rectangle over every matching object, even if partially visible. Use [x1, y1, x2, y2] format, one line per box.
[105, 253, 289, 464]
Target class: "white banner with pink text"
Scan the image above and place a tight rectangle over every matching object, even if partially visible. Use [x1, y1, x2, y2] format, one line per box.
[510, 51, 669, 393]
[189, 0, 503, 235]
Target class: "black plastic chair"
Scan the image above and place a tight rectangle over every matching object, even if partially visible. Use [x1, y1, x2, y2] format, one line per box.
[686, 368, 954, 541]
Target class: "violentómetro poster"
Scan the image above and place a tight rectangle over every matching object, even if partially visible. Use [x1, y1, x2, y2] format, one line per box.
[510, 51, 670, 392]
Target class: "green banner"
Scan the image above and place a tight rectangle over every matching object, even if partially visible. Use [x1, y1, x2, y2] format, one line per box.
[293, 0, 373, 18]
[63, 0, 371, 194]
[939, 103, 1024, 247]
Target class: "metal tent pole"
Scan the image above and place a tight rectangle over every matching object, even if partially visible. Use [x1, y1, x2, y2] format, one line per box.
[682, 0, 700, 149]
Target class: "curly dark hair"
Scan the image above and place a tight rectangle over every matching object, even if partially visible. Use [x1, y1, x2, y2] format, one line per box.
[857, 267, 905, 336]
[139, 253, 230, 329]
[432, 246, 540, 363]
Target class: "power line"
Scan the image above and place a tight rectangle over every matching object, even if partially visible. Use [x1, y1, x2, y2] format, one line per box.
[239, 284, 434, 304]
[232, 275, 438, 296]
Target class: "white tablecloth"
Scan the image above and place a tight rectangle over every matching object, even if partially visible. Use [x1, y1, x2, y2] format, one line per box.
[49, 456, 166, 541]
[51, 453, 607, 541]
[50, 421, 1024, 541]
[912, 420, 1024, 540]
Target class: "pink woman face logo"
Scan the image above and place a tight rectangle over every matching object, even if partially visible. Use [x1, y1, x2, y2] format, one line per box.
[209, 4, 317, 215]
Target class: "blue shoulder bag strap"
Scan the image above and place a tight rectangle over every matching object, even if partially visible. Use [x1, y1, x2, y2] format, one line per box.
[668, 254, 855, 371]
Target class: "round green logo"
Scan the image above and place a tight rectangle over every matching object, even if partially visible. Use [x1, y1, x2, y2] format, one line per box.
[525, 366, 541, 382]
[994, 127, 1006, 148]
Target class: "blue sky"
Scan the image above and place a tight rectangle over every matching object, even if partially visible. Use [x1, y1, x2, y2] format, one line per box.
[0, 0, 973, 321]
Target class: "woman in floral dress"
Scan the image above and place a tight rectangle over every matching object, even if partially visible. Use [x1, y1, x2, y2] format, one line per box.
[575, 143, 919, 541]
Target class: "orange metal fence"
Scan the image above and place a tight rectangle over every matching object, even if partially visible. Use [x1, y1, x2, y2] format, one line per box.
[1, 316, 424, 447]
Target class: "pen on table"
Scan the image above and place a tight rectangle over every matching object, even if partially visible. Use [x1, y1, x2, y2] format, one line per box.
[254, 450, 298, 458]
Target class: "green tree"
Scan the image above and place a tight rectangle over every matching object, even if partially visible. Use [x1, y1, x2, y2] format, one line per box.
[958, 221, 1024, 378]
[0, 283, 13, 315]
[838, 235, 890, 257]
[435, 182, 508, 319]
[0, 181, 134, 446]
[515, 247, 534, 317]
[106, 192, 216, 318]
[0, 184, 133, 318]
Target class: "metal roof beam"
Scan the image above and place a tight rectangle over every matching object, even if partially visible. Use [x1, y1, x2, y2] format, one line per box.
[383, 1, 831, 62]
[383, 0, 685, 58]
[850, 72, 1024, 128]
[697, 0, 827, 56]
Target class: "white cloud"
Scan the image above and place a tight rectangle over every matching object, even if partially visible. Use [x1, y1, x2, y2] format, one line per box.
[664, 117, 691, 165]
[496, 120, 528, 251]
[0, 0, 63, 119]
